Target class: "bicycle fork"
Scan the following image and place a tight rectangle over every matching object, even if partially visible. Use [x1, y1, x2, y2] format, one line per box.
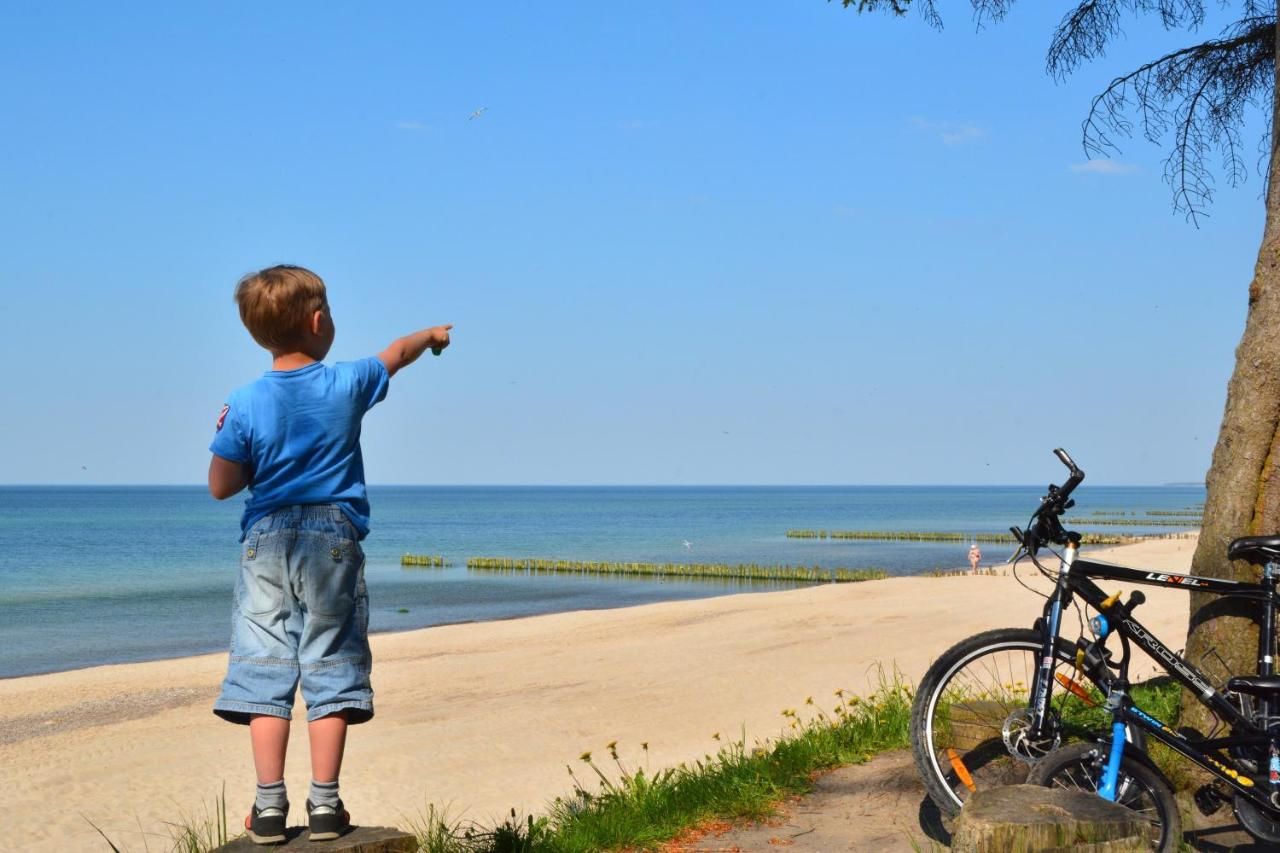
[1031, 541, 1079, 735]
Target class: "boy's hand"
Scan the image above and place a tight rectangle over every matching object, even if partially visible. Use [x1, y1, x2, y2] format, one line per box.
[429, 324, 453, 356]
[379, 323, 454, 377]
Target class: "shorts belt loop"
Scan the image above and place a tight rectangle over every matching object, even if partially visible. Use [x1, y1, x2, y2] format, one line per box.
[245, 531, 261, 560]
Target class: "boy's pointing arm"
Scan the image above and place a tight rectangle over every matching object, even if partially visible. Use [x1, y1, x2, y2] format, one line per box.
[377, 324, 453, 378]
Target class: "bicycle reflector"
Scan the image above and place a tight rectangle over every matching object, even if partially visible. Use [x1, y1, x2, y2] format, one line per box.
[946, 748, 977, 792]
[1055, 672, 1099, 706]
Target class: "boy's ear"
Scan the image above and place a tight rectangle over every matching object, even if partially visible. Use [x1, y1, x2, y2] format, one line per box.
[310, 309, 324, 336]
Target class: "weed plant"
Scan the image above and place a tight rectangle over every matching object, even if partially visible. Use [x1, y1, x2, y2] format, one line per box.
[87, 785, 231, 852]
[539, 677, 912, 851]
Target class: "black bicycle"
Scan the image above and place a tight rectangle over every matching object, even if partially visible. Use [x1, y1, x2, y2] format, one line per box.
[910, 449, 1280, 849]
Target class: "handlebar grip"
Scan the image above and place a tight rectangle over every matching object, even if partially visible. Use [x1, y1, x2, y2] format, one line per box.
[1052, 448, 1085, 503]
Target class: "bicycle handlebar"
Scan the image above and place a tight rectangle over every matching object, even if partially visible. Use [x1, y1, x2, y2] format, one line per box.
[1017, 448, 1085, 552]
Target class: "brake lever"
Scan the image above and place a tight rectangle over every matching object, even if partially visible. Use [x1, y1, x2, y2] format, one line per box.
[1007, 526, 1029, 563]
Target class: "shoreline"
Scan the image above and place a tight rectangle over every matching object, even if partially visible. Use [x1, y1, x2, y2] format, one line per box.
[3, 532, 1199, 682]
[1, 533, 1199, 850]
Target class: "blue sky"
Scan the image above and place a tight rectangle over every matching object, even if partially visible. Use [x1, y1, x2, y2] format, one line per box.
[0, 3, 1266, 485]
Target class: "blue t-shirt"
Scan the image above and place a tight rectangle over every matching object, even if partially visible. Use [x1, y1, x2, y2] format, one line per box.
[210, 357, 390, 539]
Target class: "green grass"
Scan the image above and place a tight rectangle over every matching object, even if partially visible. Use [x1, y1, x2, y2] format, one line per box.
[397, 678, 914, 852]
[540, 680, 912, 852]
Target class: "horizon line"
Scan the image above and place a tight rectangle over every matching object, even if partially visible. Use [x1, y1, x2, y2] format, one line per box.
[0, 481, 1206, 489]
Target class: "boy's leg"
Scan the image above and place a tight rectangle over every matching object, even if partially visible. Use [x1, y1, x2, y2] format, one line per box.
[247, 713, 291, 844]
[249, 714, 291, 782]
[308, 711, 348, 782]
[307, 711, 350, 838]
[294, 509, 369, 838]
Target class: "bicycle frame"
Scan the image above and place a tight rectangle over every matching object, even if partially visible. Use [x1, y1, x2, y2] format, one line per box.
[1033, 541, 1280, 813]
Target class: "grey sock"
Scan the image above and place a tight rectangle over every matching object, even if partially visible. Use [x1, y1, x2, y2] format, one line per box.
[309, 779, 340, 810]
[255, 780, 288, 812]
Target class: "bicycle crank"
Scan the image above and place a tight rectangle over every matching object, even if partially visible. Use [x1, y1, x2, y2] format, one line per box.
[1233, 793, 1280, 843]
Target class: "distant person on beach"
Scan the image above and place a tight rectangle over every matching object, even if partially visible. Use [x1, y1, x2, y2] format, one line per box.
[968, 542, 982, 572]
[207, 264, 452, 844]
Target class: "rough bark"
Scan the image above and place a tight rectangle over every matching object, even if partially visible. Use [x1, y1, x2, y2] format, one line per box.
[950, 785, 1149, 852]
[1181, 16, 1280, 736]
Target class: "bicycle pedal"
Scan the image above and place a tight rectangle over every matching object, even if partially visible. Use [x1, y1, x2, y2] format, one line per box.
[1194, 783, 1227, 816]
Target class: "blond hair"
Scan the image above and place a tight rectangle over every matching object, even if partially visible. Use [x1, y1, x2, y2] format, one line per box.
[234, 265, 327, 352]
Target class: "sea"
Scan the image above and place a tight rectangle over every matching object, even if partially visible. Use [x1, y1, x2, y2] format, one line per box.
[0, 484, 1204, 679]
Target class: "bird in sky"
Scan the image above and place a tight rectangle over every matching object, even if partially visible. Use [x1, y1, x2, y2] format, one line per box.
[468, 107, 487, 120]
[683, 540, 692, 550]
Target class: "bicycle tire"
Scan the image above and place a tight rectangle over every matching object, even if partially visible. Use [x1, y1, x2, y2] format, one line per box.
[1029, 741, 1181, 852]
[910, 627, 1109, 816]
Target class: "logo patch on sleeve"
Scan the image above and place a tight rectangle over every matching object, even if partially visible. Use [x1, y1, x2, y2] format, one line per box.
[216, 404, 229, 432]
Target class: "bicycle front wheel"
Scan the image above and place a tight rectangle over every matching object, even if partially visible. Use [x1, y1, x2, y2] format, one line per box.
[1029, 741, 1180, 852]
[910, 627, 1108, 816]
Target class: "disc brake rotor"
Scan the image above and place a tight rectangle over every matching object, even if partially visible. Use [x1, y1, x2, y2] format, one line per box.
[1002, 707, 1061, 763]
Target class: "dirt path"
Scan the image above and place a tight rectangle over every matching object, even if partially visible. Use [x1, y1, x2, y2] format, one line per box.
[665, 750, 1275, 852]
[665, 750, 949, 852]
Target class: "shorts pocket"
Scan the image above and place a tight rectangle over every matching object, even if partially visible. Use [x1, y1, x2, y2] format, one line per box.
[304, 533, 364, 622]
[239, 532, 286, 616]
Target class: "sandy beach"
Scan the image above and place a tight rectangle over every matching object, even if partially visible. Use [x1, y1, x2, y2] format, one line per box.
[1, 535, 1199, 852]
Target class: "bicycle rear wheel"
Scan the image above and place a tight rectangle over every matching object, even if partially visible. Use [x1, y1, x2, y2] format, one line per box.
[1029, 741, 1180, 852]
[910, 627, 1109, 816]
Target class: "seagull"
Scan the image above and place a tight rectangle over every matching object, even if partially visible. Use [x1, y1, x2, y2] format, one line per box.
[468, 107, 487, 120]
[683, 540, 692, 550]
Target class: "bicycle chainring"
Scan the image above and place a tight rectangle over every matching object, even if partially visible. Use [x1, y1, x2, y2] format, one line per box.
[1233, 793, 1280, 844]
[1002, 707, 1061, 763]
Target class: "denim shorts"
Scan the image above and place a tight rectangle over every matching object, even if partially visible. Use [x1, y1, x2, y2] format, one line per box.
[213, 505, 374, 725]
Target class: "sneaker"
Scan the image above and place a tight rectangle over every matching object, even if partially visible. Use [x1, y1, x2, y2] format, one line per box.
[307, 798, 350, 841]
[245, 802, 288, 845]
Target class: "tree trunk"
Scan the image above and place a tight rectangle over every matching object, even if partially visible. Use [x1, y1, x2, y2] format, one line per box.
[1181, 21, 1280, 735]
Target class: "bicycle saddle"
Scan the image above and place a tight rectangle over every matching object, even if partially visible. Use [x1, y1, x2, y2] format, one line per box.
[1227, 675, 1280, 698]
[1227, 536, 1280, 565]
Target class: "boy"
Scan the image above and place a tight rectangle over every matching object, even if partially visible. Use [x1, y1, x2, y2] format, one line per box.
[207, 264, 451, 843]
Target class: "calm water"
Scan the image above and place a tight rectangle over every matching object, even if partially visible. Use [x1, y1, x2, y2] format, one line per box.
[0, 484, 1203, 678]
